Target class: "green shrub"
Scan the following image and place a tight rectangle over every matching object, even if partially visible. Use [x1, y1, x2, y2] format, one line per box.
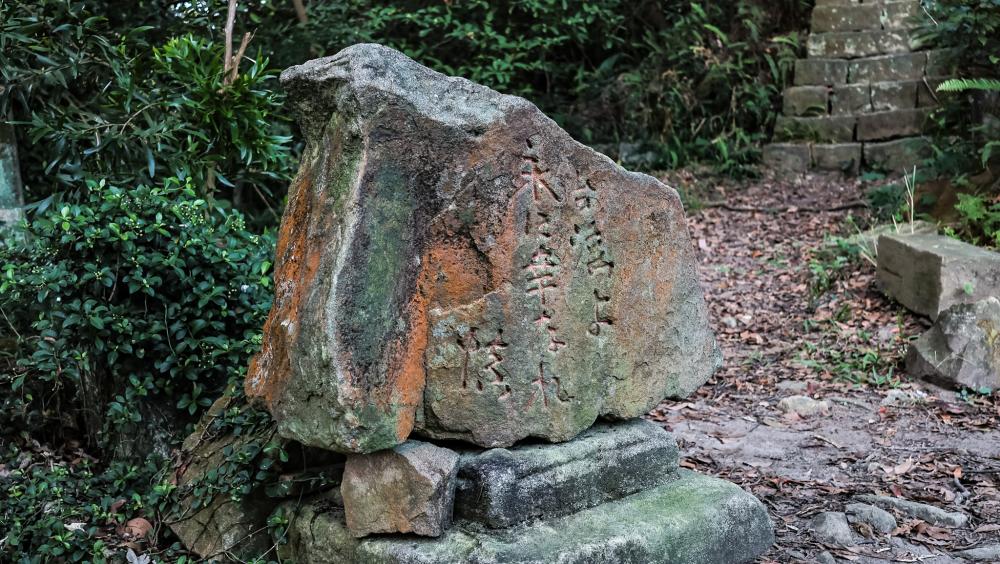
[0, 177, 274, 451]
[952, 192, 1000, 248]
[0, 0, 294, 210]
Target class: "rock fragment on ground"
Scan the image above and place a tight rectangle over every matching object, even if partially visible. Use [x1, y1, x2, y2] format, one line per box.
[907, 297, 1000, 391]
[779, 395, 831, 417]
[845, 502, 896, 535]
[880, 388, 927, 407]
[245, 42, 720, 453]
[809, 511, 856, 546]
[876, 233, 1000, 319]
[341, 440, 459, 537]
[856, 495, 969, 528]
[955, 544, 1000, 562]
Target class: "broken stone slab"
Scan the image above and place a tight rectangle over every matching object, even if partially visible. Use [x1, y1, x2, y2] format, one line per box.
[246, 43, 720, 453]
[809, 512, 856, 547]
[845, 503, 896, 535]
[778, 395, 831, 417]
[342, 440, 459, 537]
[277, 470, 774, 564]
[876, 233, 1000, 319]
[763, 143, 812, 173]
[907, 298, 1000, 392]
[863, 137, 931, 172]
[796, 59, 849, 86]
[856, 495, 969, 528]
[454, 419, 678, 528]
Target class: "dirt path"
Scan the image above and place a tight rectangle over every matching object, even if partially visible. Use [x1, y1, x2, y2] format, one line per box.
[653, 170, 1000, 563]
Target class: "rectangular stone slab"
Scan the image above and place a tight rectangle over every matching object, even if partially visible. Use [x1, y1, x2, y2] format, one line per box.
[876, 233, 1000, 319]
[453, 419, 679, 528]
[245, 44, 720, 453]
[277, 470, 775, 564]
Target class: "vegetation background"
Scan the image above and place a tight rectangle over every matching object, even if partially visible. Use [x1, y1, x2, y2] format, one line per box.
[0, 0, 995, 561]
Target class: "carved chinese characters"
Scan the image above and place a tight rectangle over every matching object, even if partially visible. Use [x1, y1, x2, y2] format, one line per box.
[246, 44, 720, 453]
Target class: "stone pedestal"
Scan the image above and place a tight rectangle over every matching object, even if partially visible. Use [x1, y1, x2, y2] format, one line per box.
[278, 422, 774, 564]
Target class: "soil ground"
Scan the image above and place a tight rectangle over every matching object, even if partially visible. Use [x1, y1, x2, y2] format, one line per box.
[652, 169, 1000, 563]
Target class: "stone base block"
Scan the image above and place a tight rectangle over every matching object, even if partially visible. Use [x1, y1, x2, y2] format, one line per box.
[763, 143, 812, 173]
[774, 115, 856, 143]
[278, 470, 775, 564]
[876, 233, 1000, 319]
[863, 136, 931, 172]
[813, 143, 862, 174]
[455, 419, 678, 528]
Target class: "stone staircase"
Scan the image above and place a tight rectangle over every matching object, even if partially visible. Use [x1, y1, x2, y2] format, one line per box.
[763, 0, 952, 175]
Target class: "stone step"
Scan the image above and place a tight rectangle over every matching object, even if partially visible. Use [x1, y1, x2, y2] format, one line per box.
[807, 30, 915, 59]
[783, 86, 829, 117]
[811, 3, 882, 33]
[762, 136, 930, 174]
[774, 115, 856, 143]
[849, 52, 926, 83]
[832, 83, 870, 115]
[454, 419, 679, 529]
[863, 136, 931, 172]
[278, 470, 775, 564]
[811, 2, 924, 33]
[876, 233, 1000, 319]
[857, 108, 932, 141]
[795, 58, 849, 86]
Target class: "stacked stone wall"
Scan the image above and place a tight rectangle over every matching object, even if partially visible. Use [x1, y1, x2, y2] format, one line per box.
[764, 0, 953, 174]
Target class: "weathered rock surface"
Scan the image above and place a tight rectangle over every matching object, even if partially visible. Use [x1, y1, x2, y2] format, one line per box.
[779, 395, 831, 417]
[845, 503, 896, 535]
[342, 440, 459, 537]
[454, 419, 678, 528]
[907, 298, 1000, 391]
[810, 511, 856, 547]
[245, 43, 719, 452]
[168, 397, 286, 559]
[876, 233, 1000, 319]
[277, 470, 774, 564]
[856, 495, 969, 528]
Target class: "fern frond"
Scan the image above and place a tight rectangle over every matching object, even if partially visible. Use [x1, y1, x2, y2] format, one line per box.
[936, 77, 1000, 93]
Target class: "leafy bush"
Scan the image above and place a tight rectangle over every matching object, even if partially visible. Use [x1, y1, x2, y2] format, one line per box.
[951, 192, 1000, 248]
[1, 0, 294, 210]
[0, 178, 274, 452]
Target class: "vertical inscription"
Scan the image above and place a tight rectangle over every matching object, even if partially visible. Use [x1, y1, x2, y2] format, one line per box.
[520, 136, 566, 408]
[458, 328, 511, 399]
[571, 178, 615, 336]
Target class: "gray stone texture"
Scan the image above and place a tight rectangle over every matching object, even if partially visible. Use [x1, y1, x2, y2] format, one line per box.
[813, 143, 862, 174]
[907, 298, 1000, 391]
[454, 419, 679, 528]
[277, 470, 775, 564]
[341, 440, 459, 537]
[812, 4, 882, 33]
[856, 495, 969, 528]
[810, 512, 856, 546]
[856, 108, 930, 141]
[870, 80, 918, 111]
[863, 136, 931, 171]
[763, 143, 812, 173]
[845, 502, 897, 534]
[831, 84, 871, 116]
[795, 59, 849, 86]
[774, 115, 856, 143]
[0, 119, 23, 228]
[783, 86, 830, 116]
[246, 43, 720, 453]
[849, 52, 926, 83]
[808, 31, 911, 59]
[876, 233, 1000, 319]
[882, 1, 923, 30]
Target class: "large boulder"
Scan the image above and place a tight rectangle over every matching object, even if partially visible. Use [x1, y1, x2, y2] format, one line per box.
[907, 298, 1000, 391]
[246, 44, 719, 452]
